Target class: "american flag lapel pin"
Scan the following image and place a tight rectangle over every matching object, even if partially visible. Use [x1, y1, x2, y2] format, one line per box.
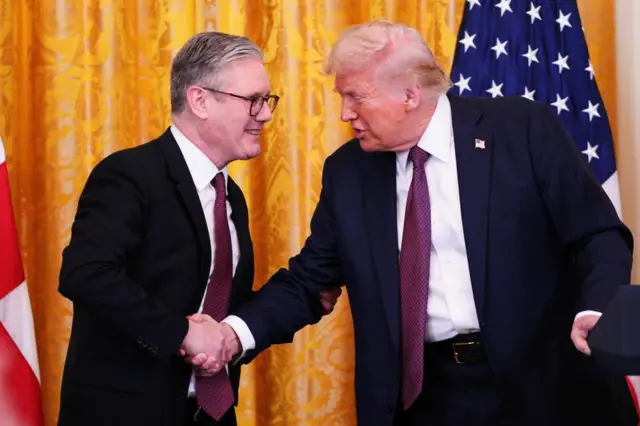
[475, 138, 486, 149]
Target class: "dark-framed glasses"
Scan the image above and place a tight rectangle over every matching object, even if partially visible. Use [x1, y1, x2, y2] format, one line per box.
[199, 87, 279, 116]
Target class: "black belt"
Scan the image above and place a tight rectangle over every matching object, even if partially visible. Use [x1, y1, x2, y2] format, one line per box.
[427, 332, 487, 365]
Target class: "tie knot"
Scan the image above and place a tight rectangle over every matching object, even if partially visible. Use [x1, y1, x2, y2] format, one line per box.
[409, 146, 429, 169]
[212, 172, 226, 196]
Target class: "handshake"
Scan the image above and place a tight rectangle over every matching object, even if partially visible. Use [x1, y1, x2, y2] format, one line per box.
[178, 314, 239, 376]
[177, 286, 343, 376]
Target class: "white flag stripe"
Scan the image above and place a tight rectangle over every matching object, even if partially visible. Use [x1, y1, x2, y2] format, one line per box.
[601, 171, 622, 219]
[0, 281, 41, 380]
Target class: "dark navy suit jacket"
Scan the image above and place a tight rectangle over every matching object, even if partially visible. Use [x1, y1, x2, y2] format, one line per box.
[233, 94, 634, 425]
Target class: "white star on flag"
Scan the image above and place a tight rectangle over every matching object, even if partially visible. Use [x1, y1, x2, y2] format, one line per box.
[486, 80, 504, 98]
[459, 31, 477, 52]
[551, 94, 570, 114]
[526, 3, 542, 24]
[491, 38, 508, 59]
[582, 101, 601, 122]
[556, 10, 572, 32]
[454, 74, 472, 94]
[522, 87, 536, 101]
[582, 142, 600, 163]
[552, 53, 570, 74]
[467, 0, 481, 10]
[495, 0, 513, 17]
[523, 46, 539, 66]
[585, 61, 595, 80]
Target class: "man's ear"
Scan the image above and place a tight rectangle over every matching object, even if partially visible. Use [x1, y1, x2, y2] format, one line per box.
[186, 86, 210, 119]
[404, 84, 422, 111]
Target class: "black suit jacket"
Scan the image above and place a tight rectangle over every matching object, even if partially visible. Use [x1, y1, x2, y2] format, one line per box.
[230, 94, 635, 426]
[58, 129, 273, 425]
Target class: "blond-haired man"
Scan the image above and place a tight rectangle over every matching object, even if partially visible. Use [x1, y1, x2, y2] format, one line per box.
[217, 20, 634, 425]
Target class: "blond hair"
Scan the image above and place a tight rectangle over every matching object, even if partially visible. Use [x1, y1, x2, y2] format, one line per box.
[324, 20, 452, 94]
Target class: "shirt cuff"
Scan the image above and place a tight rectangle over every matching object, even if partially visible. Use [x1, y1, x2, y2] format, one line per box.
[574, 310, 602, 321]
[221, 315, 256, 364]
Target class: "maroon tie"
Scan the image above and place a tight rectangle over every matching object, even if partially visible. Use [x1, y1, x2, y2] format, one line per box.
[399, 146, 431, 409]
[196, 172, 234, 420]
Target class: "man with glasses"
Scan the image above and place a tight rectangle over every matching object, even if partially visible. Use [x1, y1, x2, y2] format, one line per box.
[57, 32, 339, 426]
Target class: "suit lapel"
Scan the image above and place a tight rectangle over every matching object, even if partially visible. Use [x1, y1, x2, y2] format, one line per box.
[362, 150, 401, 350]
[449, 94, 491, 321]
[158, 129, 212, 282]
[227, 178, 252, 307]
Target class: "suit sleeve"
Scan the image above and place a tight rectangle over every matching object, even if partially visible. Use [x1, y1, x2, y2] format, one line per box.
[229, 160, 344, 355]
[59, 154, 188, 360]
[528, 102, 633, 313]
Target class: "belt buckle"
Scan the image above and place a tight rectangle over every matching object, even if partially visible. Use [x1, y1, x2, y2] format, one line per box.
[452, 341, 480, 365]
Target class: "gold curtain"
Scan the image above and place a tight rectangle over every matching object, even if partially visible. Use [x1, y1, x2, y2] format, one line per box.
[0, 1, 616, 425]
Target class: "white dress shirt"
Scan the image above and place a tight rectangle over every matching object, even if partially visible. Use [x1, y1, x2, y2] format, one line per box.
[171, 125, 255, 397]
[396, 94, 480, 342]
[396, 95, 597, 341]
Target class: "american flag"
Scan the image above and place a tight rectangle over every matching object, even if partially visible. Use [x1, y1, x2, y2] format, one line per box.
[449, 0, 637, 419]
[449, 0, 621, 217]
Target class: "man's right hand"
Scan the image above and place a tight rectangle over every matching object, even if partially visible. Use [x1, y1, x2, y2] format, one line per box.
[187, 318, 243, 376]
[179, 314, 230, 373]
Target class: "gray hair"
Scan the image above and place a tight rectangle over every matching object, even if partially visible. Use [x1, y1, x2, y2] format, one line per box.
[170, 32, 263, 113]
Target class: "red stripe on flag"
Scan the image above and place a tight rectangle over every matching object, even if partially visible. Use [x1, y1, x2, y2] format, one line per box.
[0, 162, 25, 299]
[0, 323, 44, 426]
[626, 377, 640, 425]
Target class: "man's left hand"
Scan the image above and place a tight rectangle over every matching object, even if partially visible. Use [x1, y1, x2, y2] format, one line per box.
[571, 314, 600, 356]
[320, 286, 342, 314]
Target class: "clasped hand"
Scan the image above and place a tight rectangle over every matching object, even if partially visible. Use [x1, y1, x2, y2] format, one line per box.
[178, 313, 240, 376]
[178, 286, 343, 376]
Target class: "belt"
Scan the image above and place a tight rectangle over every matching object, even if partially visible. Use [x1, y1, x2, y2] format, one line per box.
[428, 332, 487, 365]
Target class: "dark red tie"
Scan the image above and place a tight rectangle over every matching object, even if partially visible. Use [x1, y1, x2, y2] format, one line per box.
[399, 146, 431, 409]
[196, 172, 234, 420]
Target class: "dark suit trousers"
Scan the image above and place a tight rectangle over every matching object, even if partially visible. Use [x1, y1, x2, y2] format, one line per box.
[394, 334, 509, 426]
[183, 398, 237, 426]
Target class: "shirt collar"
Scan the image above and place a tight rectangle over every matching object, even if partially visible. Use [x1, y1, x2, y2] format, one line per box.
[170, 124, 228, 193]
[396, 93, 453, 171]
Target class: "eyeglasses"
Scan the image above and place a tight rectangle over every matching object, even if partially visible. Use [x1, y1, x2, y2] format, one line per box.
[199, 87, 279, 117]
